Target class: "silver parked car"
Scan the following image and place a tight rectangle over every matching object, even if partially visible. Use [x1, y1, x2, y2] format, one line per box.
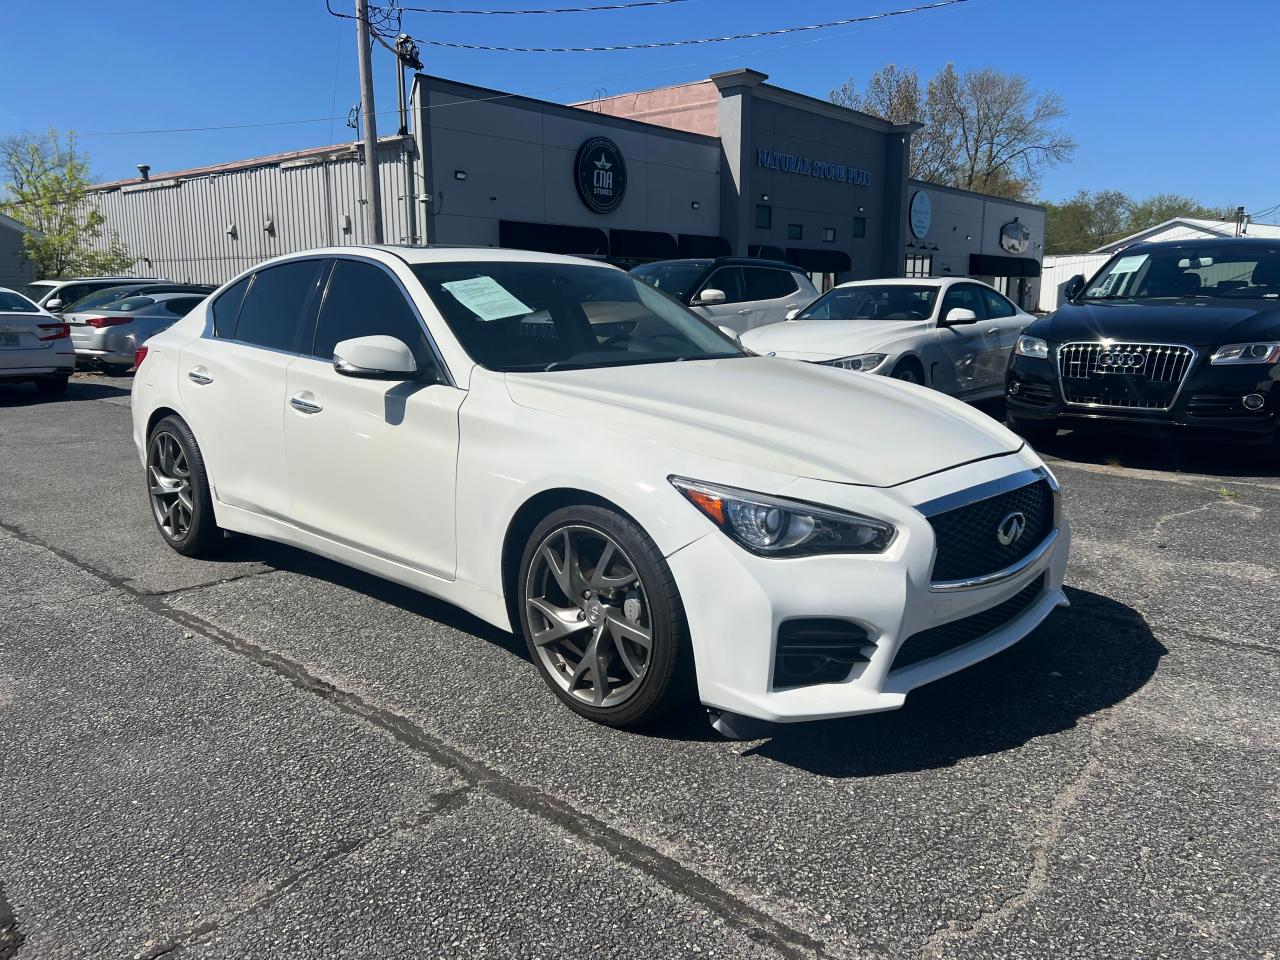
[66, 291, 209, 373]
[631, 258, 819, 335]
[0, 287, 75, 395]
[18, 276, 168, 313]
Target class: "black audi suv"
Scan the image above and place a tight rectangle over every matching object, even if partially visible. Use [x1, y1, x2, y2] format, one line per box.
[1005, 238, 1280, 456]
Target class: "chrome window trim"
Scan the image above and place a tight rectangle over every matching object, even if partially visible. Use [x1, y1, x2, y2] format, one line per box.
[915, 467, 1061, 593]
[1056, 340, 1197, 412]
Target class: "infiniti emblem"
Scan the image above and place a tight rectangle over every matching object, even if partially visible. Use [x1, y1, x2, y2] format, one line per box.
[996, 511, 1027, 547]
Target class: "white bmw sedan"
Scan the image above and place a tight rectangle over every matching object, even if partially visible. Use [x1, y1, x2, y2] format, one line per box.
[132, 247, 1069, 735]
[739, 277, 1036, 402]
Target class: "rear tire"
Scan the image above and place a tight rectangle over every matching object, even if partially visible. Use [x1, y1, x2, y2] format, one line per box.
[892, 357, 925, 385]
[517, 504, 695, 728]
[145, 415, 222, 557]
[35, 375, 69, 397]
[1009, 415, 1058, 448]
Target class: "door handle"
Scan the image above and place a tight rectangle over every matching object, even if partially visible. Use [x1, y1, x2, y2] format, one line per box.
[187, 369, 213, 385]
[985, 327, 999, 335]
[737, 308, 753, 315]
[289, 394, 323, 414]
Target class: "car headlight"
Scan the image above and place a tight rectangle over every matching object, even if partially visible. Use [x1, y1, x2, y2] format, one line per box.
[1210, 342, 1280, 364]
[1015, 335, 1050, 359]
[821, 353, 888, 372]
[669, 477, 896, 556]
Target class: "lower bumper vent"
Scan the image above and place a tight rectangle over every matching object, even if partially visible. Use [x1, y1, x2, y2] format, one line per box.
[774, 619, 872, 689]
[891, 574, 1045, 673]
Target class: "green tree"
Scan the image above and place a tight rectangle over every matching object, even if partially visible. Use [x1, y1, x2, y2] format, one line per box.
[831, 63, 1076, 200]
[1043, 190, 1239, 254]
[0, 130, 133, 278]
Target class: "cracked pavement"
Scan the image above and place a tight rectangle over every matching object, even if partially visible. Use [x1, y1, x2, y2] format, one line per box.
[0, 374, 1277, 959]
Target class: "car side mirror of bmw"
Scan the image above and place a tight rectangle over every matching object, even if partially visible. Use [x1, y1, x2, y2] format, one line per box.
[1063, 274, 1085, 301]
[696, 288, 726, 306]
[943, 307, 978, 326]
[45, 298, 63, 311]
[333, 335, 419, 380]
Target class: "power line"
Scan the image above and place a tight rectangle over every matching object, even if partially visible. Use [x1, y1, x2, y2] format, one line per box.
[410, 0, 969, 52]
[398, 0, 692, 12]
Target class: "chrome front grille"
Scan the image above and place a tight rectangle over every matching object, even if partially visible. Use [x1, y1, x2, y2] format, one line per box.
[1057, 341, 1195, 410]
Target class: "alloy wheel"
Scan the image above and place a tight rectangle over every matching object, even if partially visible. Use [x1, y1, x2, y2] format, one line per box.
[147, 431, 194, 541]
[524, 525, 653, 708]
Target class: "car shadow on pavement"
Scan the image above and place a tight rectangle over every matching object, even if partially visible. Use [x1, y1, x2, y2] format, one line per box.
[1036, 429, 1277, 478]
[739, 587, 1165, 777]
[0, 378, 131, 407]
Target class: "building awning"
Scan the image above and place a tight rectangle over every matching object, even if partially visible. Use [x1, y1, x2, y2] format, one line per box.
[499, 220, 608, 257]
[609, 229, 677, 261]
[969, 253, 1041, 278]
[677, 233, 732, 259]
[786, 247, 853, 273]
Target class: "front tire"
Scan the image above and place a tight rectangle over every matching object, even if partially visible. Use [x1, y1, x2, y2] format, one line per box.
[517, 505, 694, 727]
[892, 357, 925, 385]
[146, 415, 222, 557]
[1009, 415, 1058, 448]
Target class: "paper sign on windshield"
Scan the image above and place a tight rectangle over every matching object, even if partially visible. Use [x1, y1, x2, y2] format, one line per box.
[1111, 254, 1148, 274]
[441, 276, 533, 322]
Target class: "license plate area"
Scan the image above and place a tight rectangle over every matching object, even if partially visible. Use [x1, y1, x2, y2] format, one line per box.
[0, 333, 20, 348]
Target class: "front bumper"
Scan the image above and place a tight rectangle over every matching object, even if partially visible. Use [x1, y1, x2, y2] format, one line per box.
[666, 453, 1070, 723]
[1007, 354, 1280, 440]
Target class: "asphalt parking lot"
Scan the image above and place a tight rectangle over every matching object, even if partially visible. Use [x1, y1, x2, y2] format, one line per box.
[1, 373, 1277, 960]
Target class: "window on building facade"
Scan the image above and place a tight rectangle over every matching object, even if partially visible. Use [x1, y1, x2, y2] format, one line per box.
[904, 255, 933, 278]
[851, 217, 866, 238]
[787, 223, 802, 240]
[755, 205, 772, 229]
[822, 227, 836, 243]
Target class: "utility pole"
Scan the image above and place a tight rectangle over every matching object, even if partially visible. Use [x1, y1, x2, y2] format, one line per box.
[355, 0, 384, 244]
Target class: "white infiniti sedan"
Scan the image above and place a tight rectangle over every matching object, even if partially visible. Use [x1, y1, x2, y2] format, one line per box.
[131, 247, 1069, 736]
[739, 277, 1036, 402]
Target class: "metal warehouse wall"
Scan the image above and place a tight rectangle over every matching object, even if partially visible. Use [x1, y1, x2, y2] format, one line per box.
[79, 138, 417, 286]
[1040, 254, 1109, 312]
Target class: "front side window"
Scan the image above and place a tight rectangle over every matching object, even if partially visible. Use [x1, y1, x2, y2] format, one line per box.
[981, 288, 1016, 318]
[411, 261, 743, 373]
[1083, 246, 1280, 300]
[939, 284, 987, 320]
[700, 267, 745, 304]
[312, 259, 436, 374]
[0, 290, 39, 312]
[629, 261, 709, 302]
[798, 284, 939, 322]
[229, 260, 325, 351]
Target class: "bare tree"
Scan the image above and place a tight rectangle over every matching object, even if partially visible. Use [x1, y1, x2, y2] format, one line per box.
[831, 63, 1076, 201]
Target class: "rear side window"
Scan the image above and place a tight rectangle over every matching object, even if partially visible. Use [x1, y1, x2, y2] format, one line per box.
[980, 288, 1016, 318]
[312, 259, 435, 372]
[211, 276, 251, 338]
[743, 268, 798, 301]
[224, 260, 324, 351]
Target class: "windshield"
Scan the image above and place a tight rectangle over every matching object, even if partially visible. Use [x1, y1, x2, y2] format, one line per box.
[17, 283, 53, 303]
[412, 261, 744, 372]
[1083, 246, 1280, 300]
[0, 290, 39, 313]
[64, 287, 139, 312]
[629, 261, 710, 302]
[798, 284, 939, 321]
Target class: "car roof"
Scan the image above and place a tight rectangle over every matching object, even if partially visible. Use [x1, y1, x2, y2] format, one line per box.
[40, 276, 168, 284]
[1122, 236, 1280, 254]
[833, 277, 952, 289]
[639, 257, 803, 271]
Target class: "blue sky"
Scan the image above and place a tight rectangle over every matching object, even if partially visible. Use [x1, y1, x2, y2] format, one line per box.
[4, 0, 1277, 219]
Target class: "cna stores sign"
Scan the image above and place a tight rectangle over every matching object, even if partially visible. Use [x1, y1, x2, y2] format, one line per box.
[574, 137, 627, 215]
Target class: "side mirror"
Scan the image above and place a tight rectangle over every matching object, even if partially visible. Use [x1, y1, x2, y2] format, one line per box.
[1063, 274, 1085, 301]
[717, 324, 742, 343]
[785, 307, 801, 321]
[45, 298, 64, 311]
[333, 335, 417, 380]
[943, 307, 978, 325]
[696, 288, 726, 306]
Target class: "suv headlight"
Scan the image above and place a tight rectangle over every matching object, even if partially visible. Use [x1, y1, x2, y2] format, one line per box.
[1015, 335, 1050, 359]
[821, 353, 888, 372]
[1210, 342, 1280, 364]
[669, 477, 896, 556]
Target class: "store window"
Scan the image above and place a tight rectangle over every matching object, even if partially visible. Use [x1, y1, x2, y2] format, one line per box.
[822, 227, 836, 243]
[904, 255, 933, 278]
[754, 205, 772, 229]
[787, 224, 803, 241]
[851, 217, 866, 239]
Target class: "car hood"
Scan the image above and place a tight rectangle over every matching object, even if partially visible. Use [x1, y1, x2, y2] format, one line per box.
[1037, 299, 1280, 348]
[503, 356, 1021, 487]
[740, 319, 929, 361]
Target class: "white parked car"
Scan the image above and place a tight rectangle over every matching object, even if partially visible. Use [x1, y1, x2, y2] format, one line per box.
[631, 258, 819, 335]
[132, 247, 1069, 735]
[0, 287, 74, 396]
[739, 277, 1036, 401]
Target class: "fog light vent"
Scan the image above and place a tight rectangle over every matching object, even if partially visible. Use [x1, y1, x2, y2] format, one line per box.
[774, 619, 873, 689]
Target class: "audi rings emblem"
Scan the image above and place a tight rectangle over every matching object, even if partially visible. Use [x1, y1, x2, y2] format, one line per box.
[1097, 351, 1145, 369]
